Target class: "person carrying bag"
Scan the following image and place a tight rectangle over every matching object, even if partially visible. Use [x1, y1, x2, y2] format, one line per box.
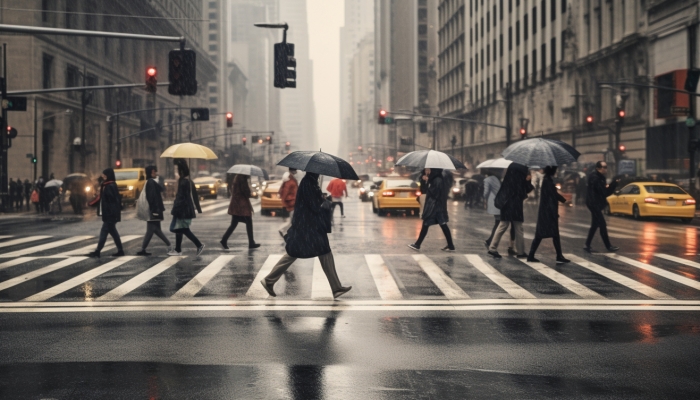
[168, 159, 204, 256]
[136, 166, 172, 256]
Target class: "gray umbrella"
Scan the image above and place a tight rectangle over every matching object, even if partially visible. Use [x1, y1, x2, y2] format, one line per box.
[277, 151, 359, 180]
[227, 164, 269, 179]
[502, 138, 580, 168]
[395, 150, 467, 170]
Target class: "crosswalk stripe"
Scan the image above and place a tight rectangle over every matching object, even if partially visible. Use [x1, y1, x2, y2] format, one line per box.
[654, 254, 700, 271]
[200, 202, 230, 213]
[246, 254, 285, 298]
[0, 236, 93, 258]
[0, 257, 87, 293]
[0, 257, 38, 271]
[170, 255, 234, 299]
[516, 259, 606, 299]
[98, 256, 185, 301]
[22, 256, 136, 302]
[412, 254, 470, 299]
[311, 258, 334, 300]
[570, 223, 638, 239]
[557, 228, 588, 239]
[605, 254, 700, 291]
[565, 254, 675, 300]
[465, 255, 536, 299]
[0, 236, 51, 250]
[365, 255, 403, 300]
[212, 208, 229, 216]
[56, 235, 142, 257]
[0, 235, 14, 240]
[475, 227, 534, 241]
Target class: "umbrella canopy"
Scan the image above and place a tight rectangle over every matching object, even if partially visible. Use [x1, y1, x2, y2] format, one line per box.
[227, 164, 269, 179]
[476, 158, 512, 169]
[502, 138, 580, 168]
[396, 150, 467, 170]
[160, 143, 218, 160]
[277, 151, 359, 180]
[45, 179, 63, 188]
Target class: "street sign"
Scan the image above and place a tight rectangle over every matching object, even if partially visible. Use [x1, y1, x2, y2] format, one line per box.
[25, 153, 33, 158]
[2, 96, 27, 111]
[687, 117, 696, 128]
[671, 106, 690, 115]
[617, 159, 636, 175]
[190, 108, 209, 121]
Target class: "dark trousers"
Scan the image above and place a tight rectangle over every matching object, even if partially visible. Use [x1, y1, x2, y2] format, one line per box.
[175, 228, 202, 252]
[331, 201, 344, 216]
[586, 205, 612, 248]
[95, 222, 123, 254]
[142, 221, 171, 250]
[529, 232, 563, 258]
[415, 223, 454, 249]
[486, 215, 515, 246]
[222, 215, 255, 245]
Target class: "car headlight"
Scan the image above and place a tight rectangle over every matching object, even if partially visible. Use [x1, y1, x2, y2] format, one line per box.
[452, 187, 460, 192]
[209, 184, 214, 188]
[195, 185, 201, 189]
[360, 188, 366, 193]
[369, 192, 374, 197]
[85, 186, 91, 193]
[128, 185, 134, 191]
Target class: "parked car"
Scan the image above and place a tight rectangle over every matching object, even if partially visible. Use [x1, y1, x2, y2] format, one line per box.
[261, 180, 285, 216]
[114, 168, 147, 205]
[371, 177, 421, 216]
[606, 182, 695, 223]
[193, 176, 221, 200]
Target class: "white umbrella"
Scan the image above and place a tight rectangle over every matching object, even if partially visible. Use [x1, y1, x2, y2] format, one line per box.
[395, 150, 467, 170]
[476, 158, 512, 169]
[227, 164, 269, 179]
[45, 179, 63, 188]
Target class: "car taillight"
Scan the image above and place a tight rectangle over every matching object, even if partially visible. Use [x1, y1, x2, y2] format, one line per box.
[382, 191, 394, 197]
[644, 197, 659, 204]
[684, 199, 696, 206]
[415, 191, 421, 196]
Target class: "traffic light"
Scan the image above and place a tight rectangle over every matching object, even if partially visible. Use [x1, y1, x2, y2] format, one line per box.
[274, 43, 296, 89]
[190, 108, 210, 121]
[168, 49, 197, 96]
[519, 118, 529, 139]
[115, 159, 122, 168]
[242, 137, 247, 146]
[616, 107, 625, 124]
[285, 141, 291, 151]
[31, 157, 37, 164]
[145, 67, 157, 93]
[585, 115, 594, 128]
[358, 146, 363, 154]
[378, 109, 387, 124]
[686, 68, 700, 92]
[618, 144, 626, 155]
[6, 125, 17, 139]
[519, 127, 527, 138]
[266, 136, 272, 145]
[226, 112, 233, 127]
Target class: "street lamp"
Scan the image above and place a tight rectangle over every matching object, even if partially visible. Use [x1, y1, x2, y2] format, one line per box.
[33, 103, 72, 181]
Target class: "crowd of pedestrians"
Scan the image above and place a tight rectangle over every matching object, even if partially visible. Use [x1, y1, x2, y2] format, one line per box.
[3, 176, 63, 214]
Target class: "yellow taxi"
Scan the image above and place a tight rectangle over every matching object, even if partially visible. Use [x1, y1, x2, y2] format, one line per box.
[261, 180, 283, 216]
[114, 168, 147, 204]
[193, 176, 221, 200]
[606, 182, 696, 223]
[371, 177, 421, 216]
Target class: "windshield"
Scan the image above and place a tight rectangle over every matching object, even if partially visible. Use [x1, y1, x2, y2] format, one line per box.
[114, 172, 138, 180]
[386, 180, 416, 189]
[644, 185, 686, 195]
[193, 177, 216, 184]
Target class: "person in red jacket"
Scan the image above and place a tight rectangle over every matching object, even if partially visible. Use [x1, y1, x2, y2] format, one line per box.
[326, 177, 348, 218]
[278, 168, 299, 238]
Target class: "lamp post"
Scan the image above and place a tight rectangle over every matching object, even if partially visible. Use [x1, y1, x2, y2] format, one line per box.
[33, 97, 71, 181]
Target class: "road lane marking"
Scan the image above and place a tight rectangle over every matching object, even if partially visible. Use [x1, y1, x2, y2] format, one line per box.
[557, 229, 588, 239]
[0, 257, 38, 270]
[22, 256, 136, 302]
[212, 208, 230, 216]
[0, 257, 87, 293]
[0, 236, 93, 258]
[465, 255, 536, 299]
[475, 227, 534, 240]
[97, 256, 185, 301]
[56, 235, 142, 256]
[246, 254, 284, 298]
[515, 259, 606, 299]
[171, 255, 234, 299]
[311, 258, 334, 300]
[570, 223, 638, 239]
[0, 236, 14, 240]
[605, 254, 700, 291]
[565, 254, 675, 300]
[0, 236, 51, 251]
[412, 254, 470, 299]
[654, 254, 700, 271]
[200, 202, 231, 213]
[365, 255, 403, 300]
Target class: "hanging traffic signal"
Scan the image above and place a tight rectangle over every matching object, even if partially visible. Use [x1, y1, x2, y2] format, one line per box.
[145, 67, 157, 93]
[378, 109, 387, 124]
[267, 136, 272, 145]
[285, 141, 291, 151]
[226, 112, 233, 127]
[242, 137, 247, 146]
[115, 159, 122, 168]
[616, 107, 625, 124]
[6, 126, 17, 139]
[585, 115, 594, 125]
[519, 118, 529, 139]
[274, 43, 296, 88]
[168, 49, 197, 96]
[519, 127, 527, 138]
[618, 144, 626, 153]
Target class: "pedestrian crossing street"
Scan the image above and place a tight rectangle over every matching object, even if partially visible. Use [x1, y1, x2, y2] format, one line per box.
[0, 235, 700, 312]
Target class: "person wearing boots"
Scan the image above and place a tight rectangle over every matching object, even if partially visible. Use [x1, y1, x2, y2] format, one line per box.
[88, 168, 124, 258]
[260, 172, 352, 299]
[527, 166, 569, 264]
[408, 168, 455, 252]
[168, 159, 204, 256]
[220, 174, 260, 250]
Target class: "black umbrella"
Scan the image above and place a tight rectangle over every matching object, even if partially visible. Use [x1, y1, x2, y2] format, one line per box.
[502, 138, 580, 168]
[277, 151, 359, 180]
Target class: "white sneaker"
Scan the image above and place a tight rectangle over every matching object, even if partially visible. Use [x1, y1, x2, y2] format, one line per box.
[166, 246, 174, 254]
[167, 250, 182, 256]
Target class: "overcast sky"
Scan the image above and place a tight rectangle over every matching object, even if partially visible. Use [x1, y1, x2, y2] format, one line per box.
[307, 0, 344, 155]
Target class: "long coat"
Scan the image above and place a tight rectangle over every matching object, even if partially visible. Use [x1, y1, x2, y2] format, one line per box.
[586, 170, 617, 210]
[171, 177, 202, 219]
[483, 175, 501, 215]
[228, 181, 253, 217]
[279, 174, 298, 212]
[285, 174, 331, 259]
[495, 163, 534, 222]
[535, 175, 566, 238]
[422, 173, 449, 225]
[98, 181, 121, 223]
[145, 179, 165, 221]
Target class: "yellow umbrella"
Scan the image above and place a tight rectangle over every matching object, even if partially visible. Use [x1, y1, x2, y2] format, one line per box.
[160, 143, 218, 160]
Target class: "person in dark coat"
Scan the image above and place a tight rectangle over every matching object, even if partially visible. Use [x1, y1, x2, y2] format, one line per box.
[260, 172, 352, 299]
[8, 179, 16, 211]
[24, 179, 32, 211]
[88, 168, 124, 258]
[527, 166, 569, 263]
[584, 161, 619, 253]
[14, 178, 23, 210]
[408, 168, 455, 252]
[220, 174, 260, 250]
[168, 159, 204, 256]
[488, 163, 534, 258]
[137, 166, 172, 256]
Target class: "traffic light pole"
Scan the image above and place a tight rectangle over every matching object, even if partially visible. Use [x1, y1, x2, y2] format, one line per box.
[1, 44, 7, 212]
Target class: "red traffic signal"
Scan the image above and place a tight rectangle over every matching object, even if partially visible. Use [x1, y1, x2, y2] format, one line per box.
[618, 144, 626, 153]
[147, 67, 157, 77]
[519, 128, 526, 136]
[6, 126, 17, 139]
[618, 109, 625, 118]
[145, 66, 157, 93]
[115, 159, 122, 168]
[585, 115, 594, 124]
[266, 136, 272, 144]
[242, 137, 247, 146]
[378, 109, 387, 124]
[226, 112, 233, 127]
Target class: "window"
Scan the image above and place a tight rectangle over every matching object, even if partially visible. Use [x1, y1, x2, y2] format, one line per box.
[419, 25, 427, 35]
[562, 0, 566, 13]
[542, 0, 546, 27]
[42, 0, 55, 24]
[487, 45, 490, 66]
[515, 60, 520, 89]
[470, 28, 473, 45]
[475, 54, 479, 72]
[533, 8, 537, 34]
[551, 37, 557, 76]
[532, 49, 537, 83]
[475, 23, 479, 42]
[524, 55, 528, 86]
[209, 97, 217, 104]
[470, 58, 473, 77]
[500, 69, 503, 89]
[509, 27, 512, 50]
[66, 64, 81, 99]
[619, 185, 635, 195]
[104, 80, 115, 113]
[508, 64, 512, 85]
[209, 23, 217, 30]
[516, 21, 520, 45]
[209, 86, 218, 93]
[209, 12, 217, 19]
[487, 12, 490, 32]
[209, 44, 217, 51]
[86, 74, 98, 107]
[541, 44, 546, 81]
[209, 34, 217, 41]
[500, 0, 504, 20]
[500, 34, 504, 56]
[65, 1, 77, 29]
[509, 0, 513, 13]
[209, 1, 217, 8]
[493, 39, 497, 61]
[42, 54, 53, 89]
[481, 17, 484, 37]
[551, 0, 556, 20]
[524, 15, 528, 41]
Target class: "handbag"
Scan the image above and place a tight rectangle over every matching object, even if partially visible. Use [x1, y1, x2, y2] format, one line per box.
[169, 217, 192, 232]
[136, 187, 150, 221]
[30, 189, 39, 204]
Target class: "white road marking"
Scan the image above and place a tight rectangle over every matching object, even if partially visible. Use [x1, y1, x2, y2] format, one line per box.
[557, 228, 588, 239]
[311, 258, 334, 300]
[0, 236, 51, 250]
[565, 254, 675, 300]
[0, 257, 38, 270]
[170, 255, 234, 299]
[0, 257, 87, 293]
[516, 258, 606, 299]
[97, 256, 185, 301]
[475, 227, 534, 241]
[365, 254, 403, 300]
[200, 201, 230, 213]
[412, 254, 470, 299]
[0, 235, 14, 240]
[654, 254, 700, 271]
[465, 254, 536, 299]
[212, 208, 230, 216]
[22, 256, 136, 302]
[0, 236, 93, 258]
[605, 254, 700, 291]
[570, 223, 638, 239]
[56, 235, 142, 257]
[246, 254, 284, 298]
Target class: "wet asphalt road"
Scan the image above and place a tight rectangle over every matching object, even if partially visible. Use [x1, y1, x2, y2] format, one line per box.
[0, 193, 700, 398]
